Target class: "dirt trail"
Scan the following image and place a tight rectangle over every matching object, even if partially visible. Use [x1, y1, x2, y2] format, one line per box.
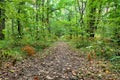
[0, 42, 119, 80]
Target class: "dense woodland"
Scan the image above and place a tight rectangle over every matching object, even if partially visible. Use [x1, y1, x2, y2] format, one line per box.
[0, 0, 120, 79]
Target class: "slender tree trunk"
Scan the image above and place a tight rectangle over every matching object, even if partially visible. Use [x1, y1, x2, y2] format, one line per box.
[17, 2, 24, 38]
[114, 1, 120, 45]
[80, 0, 86, 27]
[41, 0, 46, 38]
[67, 11, 72, 39]
[89, 8, 96, 37]
[75, 0, 79, 37]
[0, 0, 5, 40]
[77, 0, 86, 27]
[17, 9, 22, 37]
[36, 0, 40, 23]
[41, 0, 45, 25]
[35, 0, 41, 40]
[12, 19, 14, 34]
[46, 0, 50, 33]
[76, 0, 81, 26]
[87, 0, 96, 37]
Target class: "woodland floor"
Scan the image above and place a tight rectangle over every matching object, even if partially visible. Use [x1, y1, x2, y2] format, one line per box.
[0, 41, 120, 80]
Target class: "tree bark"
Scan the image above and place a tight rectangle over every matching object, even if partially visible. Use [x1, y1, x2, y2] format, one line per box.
[46, 0, 50, 33]
[17, 8, 22, 37]
[0, 0, 5, 40]
[35, 0, 40, 40]
[77, 0, 86, 27]
[87, 0, 97, 37]
[17, 2, 24, 38]
[41, 0, 45, 24]
[11, 19, 14, 35]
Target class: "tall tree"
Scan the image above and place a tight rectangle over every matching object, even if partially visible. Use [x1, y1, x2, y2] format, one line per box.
[46, 0, 50, 33]
[41, 0, 45, 26]
[17, 2, 25, 38]
[77, 0, 86, 27]
[86, 0, 97, 37]
[35, 0, 40, 39]
[0, 0, 5, 40]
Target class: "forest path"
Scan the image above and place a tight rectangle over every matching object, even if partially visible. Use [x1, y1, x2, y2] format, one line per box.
[0, 41, 119, 80]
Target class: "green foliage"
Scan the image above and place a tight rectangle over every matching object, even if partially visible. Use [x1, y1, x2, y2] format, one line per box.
[71, 36, 120, 72]
[72, 37, 90, 48]
[110, 56, 120, 73]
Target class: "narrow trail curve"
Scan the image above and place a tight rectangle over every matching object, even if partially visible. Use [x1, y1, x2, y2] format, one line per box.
[0, 42, 119, 80]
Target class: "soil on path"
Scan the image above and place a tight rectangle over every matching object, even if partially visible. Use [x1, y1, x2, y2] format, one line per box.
[0, 42, 119, 80]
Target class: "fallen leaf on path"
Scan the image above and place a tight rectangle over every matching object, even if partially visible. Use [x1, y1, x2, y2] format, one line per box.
[105, 70, 110, 74]
[46, 75, 54, 80]
[72, 70, 77, 76]
[66, 67, 71, 72]
[4, 62, 12, 68]
[9, 69, 15, 73]
[33, 76, 39, 80]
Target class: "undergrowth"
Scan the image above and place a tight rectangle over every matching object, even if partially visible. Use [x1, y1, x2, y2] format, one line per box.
[0, 36, 57, 67]
[69, 36, 120, 73]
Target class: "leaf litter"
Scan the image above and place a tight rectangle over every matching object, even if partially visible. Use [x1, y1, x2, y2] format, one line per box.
[0, 42, 119, 80]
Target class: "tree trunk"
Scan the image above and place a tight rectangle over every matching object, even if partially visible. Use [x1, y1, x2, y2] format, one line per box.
[0, 0, 5, 40]
[87, 0, 97, 37]
[89, 7, 96, 37]
[46, 0, 50, 33]
[41, 0, 45, 24]
[12, 19, 14, 34]
[35, 0, 40, 40]
[17, 2, 24, 38]
[36, 0, 39, 23]
[17, 8, 22, 37]
[77, 0, 86, 27]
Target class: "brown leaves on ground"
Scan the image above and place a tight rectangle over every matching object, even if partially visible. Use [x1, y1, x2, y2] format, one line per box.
[0, 42, 119, 80]
[22, 45, 36, 56]
[33, 76, 39, 80]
